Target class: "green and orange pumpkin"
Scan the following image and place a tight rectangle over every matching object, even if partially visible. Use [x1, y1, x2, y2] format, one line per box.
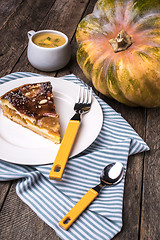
[76, 0, 160, 107]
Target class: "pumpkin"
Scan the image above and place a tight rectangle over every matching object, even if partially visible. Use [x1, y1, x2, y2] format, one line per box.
[76, 0, 160, 107]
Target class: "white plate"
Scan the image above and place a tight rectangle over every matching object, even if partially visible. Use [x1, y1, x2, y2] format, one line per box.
[0, 76, 103, 165]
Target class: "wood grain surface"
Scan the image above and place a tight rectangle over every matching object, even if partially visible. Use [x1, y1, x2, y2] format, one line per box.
[0, 0, 159, 240]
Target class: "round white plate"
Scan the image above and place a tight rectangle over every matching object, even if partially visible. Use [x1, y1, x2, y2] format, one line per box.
[0, 76, 103, 165]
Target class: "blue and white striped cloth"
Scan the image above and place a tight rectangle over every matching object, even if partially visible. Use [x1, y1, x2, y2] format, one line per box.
[0, 72, 149, 240]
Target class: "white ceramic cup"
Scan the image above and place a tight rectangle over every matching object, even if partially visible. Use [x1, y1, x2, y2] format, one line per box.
[27, 30, 71, 72]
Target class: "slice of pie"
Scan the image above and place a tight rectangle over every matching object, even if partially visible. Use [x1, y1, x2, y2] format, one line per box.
[0, 81, 61, 144]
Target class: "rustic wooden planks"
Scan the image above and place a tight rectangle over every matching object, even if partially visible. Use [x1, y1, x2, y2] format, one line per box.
[104, 102, 147, 240]
[0, 0, 160, 239]
[13, 0, 90, 74]
[0, 181, 12, 210]
[0, 0, 24, 219]
[140, 108, 160, 240]
[0, 0, 23, 29]
[0, 0, 56, 76]
[0, 182, 61, 239]
[0, 0, 89, 239]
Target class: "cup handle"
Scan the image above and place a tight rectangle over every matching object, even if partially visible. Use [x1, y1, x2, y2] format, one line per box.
[27, 30, 35, 39]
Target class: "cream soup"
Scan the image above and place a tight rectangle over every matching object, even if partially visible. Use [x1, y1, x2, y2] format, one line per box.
[33, 33, 66, 48]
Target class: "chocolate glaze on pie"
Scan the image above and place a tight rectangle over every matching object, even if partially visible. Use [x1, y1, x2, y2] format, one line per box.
[1, 82, 57, 120]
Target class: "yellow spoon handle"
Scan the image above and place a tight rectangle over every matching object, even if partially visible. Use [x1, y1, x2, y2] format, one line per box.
[49, 119, 80, 181]
[59, 188, 98, 230]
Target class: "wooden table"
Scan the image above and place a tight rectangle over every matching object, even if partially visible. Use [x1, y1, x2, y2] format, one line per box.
[0, 0, 159, 239]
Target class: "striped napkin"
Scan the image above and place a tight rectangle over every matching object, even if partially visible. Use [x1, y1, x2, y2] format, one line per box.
[0, 72, 149, 240]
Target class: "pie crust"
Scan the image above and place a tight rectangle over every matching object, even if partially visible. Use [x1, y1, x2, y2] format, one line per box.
[0, 81, 61, 143]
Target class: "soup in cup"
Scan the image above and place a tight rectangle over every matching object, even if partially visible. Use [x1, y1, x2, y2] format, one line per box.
[27, 30, 71, 71]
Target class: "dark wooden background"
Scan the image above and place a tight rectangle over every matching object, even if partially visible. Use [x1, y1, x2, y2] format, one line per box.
[0, 0, 159, 239]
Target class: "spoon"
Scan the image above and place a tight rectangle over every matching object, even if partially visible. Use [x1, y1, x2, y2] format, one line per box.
[59, 162, 124, 230]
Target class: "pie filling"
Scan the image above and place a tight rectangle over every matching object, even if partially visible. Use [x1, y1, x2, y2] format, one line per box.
[0, 82, 61, 144]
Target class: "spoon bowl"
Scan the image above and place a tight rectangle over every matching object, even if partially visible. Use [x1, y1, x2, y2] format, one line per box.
[59, 162, 124, 230]
[101, 162, 124, 184]
[93, 162, 124, 193]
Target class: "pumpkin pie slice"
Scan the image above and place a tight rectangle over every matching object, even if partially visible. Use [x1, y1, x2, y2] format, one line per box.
[0, 81, 61, 144]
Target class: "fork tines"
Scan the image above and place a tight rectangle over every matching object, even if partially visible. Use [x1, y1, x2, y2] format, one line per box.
[78, 86, 92, 105]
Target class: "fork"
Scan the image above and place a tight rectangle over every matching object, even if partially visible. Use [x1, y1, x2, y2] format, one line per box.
[49, 86, 92, 181]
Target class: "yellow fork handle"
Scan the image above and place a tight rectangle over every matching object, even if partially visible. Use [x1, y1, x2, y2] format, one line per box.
[59, 188, 98, 230]
[49, 119, 80, 181]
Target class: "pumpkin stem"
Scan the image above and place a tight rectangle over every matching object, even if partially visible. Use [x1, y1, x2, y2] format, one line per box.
[109, 30, 132, 53]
